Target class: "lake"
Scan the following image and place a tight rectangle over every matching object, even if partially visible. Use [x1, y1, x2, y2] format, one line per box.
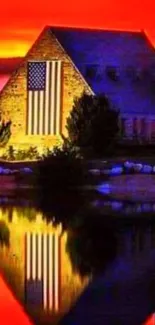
[0, 178, 155, 325]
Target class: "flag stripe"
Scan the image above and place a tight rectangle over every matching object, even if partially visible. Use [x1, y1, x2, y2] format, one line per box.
[43, 233, 48, 309]
[37, 93, 40, 135]
[39, 91, 44, 135]
[56, 61, 62, 135]
[54, 234, 59, 311]
[45, 62, 50, 135]
[38, 233, 42, 280]
[54, 61, 58, 135]
[31, 92, 35, 135]
[26, 233, 31, 280]
[33, 92, 38, 135]
[51, 61, 56, 135]
[48, 62, 52, 135]
[42, 87, 46, 135]
[27, 91, 32, 135]
[49, 234, 53, 310]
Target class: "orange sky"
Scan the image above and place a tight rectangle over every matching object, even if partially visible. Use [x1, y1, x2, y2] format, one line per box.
[0, 0, 155, 57]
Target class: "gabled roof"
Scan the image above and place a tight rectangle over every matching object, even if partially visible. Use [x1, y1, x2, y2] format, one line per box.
[50, 26, 155, 115]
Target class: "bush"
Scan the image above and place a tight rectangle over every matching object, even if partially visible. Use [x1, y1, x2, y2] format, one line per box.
[1, 146, 40, 161]
[66, 93, 120, 158]
[0, 119, 11, 147]
[35, 145, 88, 191]
[0, 220, 10, 247]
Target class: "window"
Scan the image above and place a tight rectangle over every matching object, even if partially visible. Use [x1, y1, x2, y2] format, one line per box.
[126, 66, 142, 81]
[85, 64, 99, 79]
[106, 66, 119, 81]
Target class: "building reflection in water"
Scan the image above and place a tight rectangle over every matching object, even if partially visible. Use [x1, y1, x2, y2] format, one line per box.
[0, 203, 88, 324]
[0, 202, 155, 324]
[25, 232, 61, 312]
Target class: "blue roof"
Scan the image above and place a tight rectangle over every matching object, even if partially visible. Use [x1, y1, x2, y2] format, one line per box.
[51, 26, 155, 116]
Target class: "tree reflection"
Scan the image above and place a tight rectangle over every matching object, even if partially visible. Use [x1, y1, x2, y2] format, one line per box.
[37, 189, 91, 228]
[0, 220, 10, 247]
[66, 208, 117, 277]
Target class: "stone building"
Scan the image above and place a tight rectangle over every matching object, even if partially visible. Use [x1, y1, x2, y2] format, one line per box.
[1, 26, 155, 150]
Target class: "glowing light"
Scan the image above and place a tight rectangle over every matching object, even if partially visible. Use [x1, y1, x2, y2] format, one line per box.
[96, 183, 111, 195]
[0, 40, 30, 58]
[144, 314, 155, 325]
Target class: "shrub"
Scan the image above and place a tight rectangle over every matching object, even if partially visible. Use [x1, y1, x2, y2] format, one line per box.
[0, 220, 10, 247]
[66, 93, 120, 158]
[0, 119, 11, 147]
[1, 146, 40, 161]
[35, 145, 88, 191]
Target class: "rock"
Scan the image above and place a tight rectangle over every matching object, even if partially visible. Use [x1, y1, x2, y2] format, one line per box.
[96, 183, 111, 195]
[124, 161, 134, 169]
[20, 167, 33, 174]
[141, 165, 152, 173]
[0, 167, 4, 174]
[89, 169, 100, 176]
[110, 167, 123, 175]
[3, 169, 12, 175]
[133, 164, 143, 172]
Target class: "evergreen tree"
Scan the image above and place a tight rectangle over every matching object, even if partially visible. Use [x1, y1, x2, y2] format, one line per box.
[66, 93, 120, 157]
[0, 118, 11, 147]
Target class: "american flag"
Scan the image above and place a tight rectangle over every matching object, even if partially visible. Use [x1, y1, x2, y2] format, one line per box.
[26, 60, 62, 135]
[25, 232, 61, 311]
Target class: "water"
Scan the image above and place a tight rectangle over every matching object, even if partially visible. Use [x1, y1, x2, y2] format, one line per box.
[0, 198, 89, 325]
[0, 184, 155, 324]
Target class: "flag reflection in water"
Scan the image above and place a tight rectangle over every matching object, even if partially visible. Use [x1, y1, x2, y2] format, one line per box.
[25, 232, 61, 312]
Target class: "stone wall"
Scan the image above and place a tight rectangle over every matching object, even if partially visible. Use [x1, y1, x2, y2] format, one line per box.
[0, 27, 92, 150]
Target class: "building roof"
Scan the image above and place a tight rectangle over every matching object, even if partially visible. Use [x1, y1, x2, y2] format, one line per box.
[50, 26, 155, 116]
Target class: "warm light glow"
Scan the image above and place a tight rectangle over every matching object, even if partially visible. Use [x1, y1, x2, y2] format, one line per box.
[0, 275, 33, 325]
[0, 0, 155, 59]
[144, 314, 155, 324]
[0, 40, 31, 58]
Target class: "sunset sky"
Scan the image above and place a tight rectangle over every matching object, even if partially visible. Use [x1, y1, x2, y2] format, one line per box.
[0, 0, 155, 58]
